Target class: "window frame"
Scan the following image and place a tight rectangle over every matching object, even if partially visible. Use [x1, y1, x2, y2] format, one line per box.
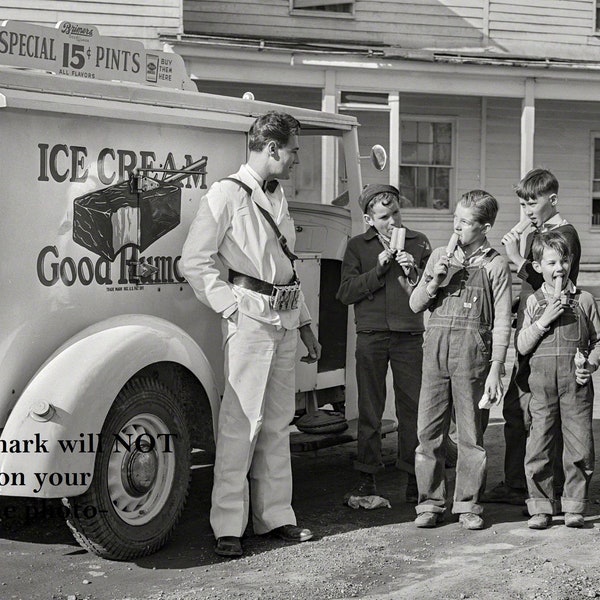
[398, 115, 457, 215]
[289, 0, 355, 18]
[589, 132, 600, 229]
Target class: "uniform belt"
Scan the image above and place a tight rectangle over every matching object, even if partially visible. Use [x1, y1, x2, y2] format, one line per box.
[228, 270, 277, 295]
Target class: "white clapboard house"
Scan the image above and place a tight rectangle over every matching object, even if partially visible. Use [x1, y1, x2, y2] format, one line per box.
[4, 1, 599, 281]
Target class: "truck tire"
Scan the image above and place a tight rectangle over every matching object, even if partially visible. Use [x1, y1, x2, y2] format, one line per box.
[64, 377, 191, 560]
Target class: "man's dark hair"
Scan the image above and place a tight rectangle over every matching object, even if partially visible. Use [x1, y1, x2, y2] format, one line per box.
[531, 230, 571, 263]
[516, 168, 559, 200]
[459, 189, 499, 226]
[248, 111, 301, 152]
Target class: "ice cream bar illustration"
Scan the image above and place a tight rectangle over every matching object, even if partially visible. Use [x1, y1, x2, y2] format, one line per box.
[446, 233, 459, 257]
[390, 226, 406, 251]
[553, 276, 563, 299]
[574, 349, 587, 369]
[73, 158, 206, 260]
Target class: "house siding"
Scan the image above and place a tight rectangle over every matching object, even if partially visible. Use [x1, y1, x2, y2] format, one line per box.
[346, 94, 600, 257]
[1, 0, 181, 49]
[184, 0, 485, 48]
[184, 0, 600, 60]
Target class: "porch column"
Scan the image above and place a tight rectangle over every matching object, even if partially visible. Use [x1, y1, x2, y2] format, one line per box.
[521, 78, 535, 177]
[389, 92, 400, 189]
[322, 69, 337, 203]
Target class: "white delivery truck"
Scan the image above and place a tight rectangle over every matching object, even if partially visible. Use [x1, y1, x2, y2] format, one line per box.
[0, 20, 370, 559]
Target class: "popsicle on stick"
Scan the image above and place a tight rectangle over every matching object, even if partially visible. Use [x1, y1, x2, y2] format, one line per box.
[501, 217, 531, 245]
[390, 226, 406, 251]
[446, 233, 459, 257]
[511, 217, 531, 235]
[390, 226, 409, 274]
[396, 227, 406, 251]
[390, 227, 399, 250]
[553, 276, 563, 300]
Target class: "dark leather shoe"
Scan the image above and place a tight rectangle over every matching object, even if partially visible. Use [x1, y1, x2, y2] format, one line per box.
[271, 524, 313, 542]
[215, 536, 243, 557]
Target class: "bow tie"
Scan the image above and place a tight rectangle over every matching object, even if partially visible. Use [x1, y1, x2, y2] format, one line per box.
[262, 179, 279, 194]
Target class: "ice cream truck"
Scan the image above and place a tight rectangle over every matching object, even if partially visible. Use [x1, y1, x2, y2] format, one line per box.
[0, 20, 379, 559]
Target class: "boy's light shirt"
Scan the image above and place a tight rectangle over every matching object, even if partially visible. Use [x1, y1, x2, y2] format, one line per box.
[452, 240, 493, 267]
[538, 213, 567, 233]
[518, 281, 600, 367]
[540, 280, 576, 296]
[514, 213, 567, 272]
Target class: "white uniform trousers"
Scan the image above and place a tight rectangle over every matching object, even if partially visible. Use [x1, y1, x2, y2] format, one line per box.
[210, 312, 298, 538]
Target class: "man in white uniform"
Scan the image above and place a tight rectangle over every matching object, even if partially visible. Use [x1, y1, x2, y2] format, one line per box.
[181, 111, 321, 558]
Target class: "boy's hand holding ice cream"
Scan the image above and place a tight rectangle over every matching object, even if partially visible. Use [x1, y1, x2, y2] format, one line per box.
[390, 226, 414, 275]
[425, 233, 457, 297]
[575, 349, 598, 385]
[501, 217, 531, 265]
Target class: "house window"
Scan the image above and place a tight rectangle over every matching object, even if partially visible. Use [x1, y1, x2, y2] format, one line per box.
[291, 0, 354, 15]
[399, 119, 453, 211]
[592, 137, 600, 226]
[596, 3, 600, 31]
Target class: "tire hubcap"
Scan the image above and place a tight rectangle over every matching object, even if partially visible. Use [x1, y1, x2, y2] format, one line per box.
[123, 447, 159, 496]
[107, 413, 176, 525]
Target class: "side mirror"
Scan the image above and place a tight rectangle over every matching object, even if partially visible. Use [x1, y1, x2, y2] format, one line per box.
[370, 145, 387, 171]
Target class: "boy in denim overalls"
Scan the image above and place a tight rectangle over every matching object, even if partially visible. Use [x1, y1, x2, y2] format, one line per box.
[517, 231, 600, 529]
[486, 168, 581, 505]
[410, 190, 512, 530]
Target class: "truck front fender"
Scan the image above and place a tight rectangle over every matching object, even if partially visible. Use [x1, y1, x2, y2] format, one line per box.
[0, 314, 220, 498]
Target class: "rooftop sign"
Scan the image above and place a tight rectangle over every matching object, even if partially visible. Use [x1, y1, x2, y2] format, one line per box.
[0, 20, 196, 91]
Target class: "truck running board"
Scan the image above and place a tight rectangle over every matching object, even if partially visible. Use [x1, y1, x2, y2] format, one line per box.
[290, 418, 396, 453]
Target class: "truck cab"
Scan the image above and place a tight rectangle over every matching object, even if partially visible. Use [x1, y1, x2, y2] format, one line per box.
[0, 20, 369, 559]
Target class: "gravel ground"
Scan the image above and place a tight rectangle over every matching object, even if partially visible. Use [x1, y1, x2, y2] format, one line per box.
[1, 370, 600, 600]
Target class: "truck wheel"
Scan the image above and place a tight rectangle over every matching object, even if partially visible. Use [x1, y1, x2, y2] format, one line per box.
[64, 377, 191, 560]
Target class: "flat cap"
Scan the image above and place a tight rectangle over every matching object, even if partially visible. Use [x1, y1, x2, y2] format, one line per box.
[358, 184, 399, 213]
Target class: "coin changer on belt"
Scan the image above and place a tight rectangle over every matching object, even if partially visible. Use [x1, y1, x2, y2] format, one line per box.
[270, 279, 301, 310]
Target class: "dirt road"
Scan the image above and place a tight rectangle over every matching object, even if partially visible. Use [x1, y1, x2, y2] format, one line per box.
[2, 379, 600, 600]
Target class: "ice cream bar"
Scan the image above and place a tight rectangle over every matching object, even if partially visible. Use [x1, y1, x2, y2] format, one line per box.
[553, 276, 563, 299]
[511, 218, 531, 235]
[574, 349, 587, 369]
[390, 226, 406, 251]
[446, 233, 459, 257]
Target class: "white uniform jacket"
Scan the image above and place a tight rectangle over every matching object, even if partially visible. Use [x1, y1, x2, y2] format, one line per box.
[181, 164, 311, 330]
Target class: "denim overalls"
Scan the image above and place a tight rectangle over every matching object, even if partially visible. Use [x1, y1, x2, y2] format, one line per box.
[525, 289, 595, 516]
[415, 250, 498, 516]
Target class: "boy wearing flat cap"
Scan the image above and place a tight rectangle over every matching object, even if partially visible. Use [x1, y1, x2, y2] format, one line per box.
[337, 184, 431, 502]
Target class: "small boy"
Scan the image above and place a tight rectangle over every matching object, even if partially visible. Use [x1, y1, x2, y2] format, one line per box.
[517, 231, 599, 529]
[410, 190, 512, 530]
[337, 184, 431, 502]
[486, 169, 581, 505]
